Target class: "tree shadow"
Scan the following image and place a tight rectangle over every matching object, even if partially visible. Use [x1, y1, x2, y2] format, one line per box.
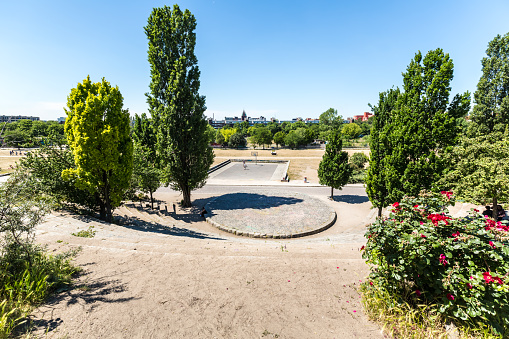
[332, 195, 370, 204]
[204, 192, 304, 216]
[26, 274, 137, 334]
[115, 214, 224, 240]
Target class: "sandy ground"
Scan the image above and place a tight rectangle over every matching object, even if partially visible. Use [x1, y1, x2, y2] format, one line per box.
[29, 187, 387, 339]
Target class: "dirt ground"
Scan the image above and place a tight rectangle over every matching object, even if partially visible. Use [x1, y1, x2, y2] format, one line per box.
[29, 188, 386, 339]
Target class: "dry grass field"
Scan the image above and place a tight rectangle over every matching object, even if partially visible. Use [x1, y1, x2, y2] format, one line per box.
[0, 149, 23, 174]
[212, 148, 370, 182]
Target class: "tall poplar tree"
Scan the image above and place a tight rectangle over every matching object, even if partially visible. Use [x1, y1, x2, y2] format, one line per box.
[392, 49, 470, 198]
[63, 76, 133, 222]
[318, 130, 352, 199]
[365, 88, 400, 217]
[471, 32, 509, 134]
[145, 5, 214, 207]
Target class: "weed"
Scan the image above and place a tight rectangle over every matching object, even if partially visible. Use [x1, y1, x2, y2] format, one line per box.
[71, 226, 96, 238]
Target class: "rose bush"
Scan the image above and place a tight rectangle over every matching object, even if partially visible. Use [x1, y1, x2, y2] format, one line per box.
[362, 191, 509, 335]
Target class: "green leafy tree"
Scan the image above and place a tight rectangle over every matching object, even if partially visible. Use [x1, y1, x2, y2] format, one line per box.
[319, 108, 343, 130]
[215, 129, 226, 146]
[365, 88, 400, 217]
[341, 123, 362, 140]
[220, 127, 237, 144]
[283, 130, 300, 149]
[471, 32, 509, 134]
[266, 121, 281, 136]
[442, 131, 509, 221]
[228, 132, 247, 148]
[391, 49, 470, 198]
[251, 127, 272, 149]
[273, 131, 285, 148]
[131, 113, 161, 207]
[62, 76, 133, 222]
[205, 124, 216, 144]
[145, 5, 214, 207]
[318, 130, 352, 199]
[132, 113, 156, 155]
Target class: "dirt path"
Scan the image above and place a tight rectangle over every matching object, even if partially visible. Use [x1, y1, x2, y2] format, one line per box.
[30, 190, 384, 339]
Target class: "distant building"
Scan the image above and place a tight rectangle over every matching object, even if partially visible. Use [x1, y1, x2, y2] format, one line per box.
[350, 112, 373, 122]
[0, 115, 40, 123]
[57, 117, 66, 124]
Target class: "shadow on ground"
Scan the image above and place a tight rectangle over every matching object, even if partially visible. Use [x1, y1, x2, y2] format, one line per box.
[332, 195, 370, 204]
[27, 274, 136, 334]
[115, 214, 224, 240]
[205, 193, 304, 216]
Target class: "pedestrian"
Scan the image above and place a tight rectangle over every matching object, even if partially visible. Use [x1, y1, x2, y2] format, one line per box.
[200, 207, 207, 218]
[243, 160, 247, 170]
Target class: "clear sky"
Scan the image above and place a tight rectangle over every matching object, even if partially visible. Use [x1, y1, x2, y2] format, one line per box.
[1, 0, 509, 121]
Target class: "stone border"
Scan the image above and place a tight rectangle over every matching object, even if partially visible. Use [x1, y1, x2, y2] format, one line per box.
[204, 193, 336, 239]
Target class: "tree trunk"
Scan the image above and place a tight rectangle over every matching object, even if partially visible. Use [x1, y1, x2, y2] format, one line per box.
[182, 186, 192, 207]
[96, 192, 106, 221]
[330, 186, 334, 200]
[103, 171, 112, 223]
[150, 190, 154, 210]
[378, 206, 382, 218]
[492, 196, 498, 222]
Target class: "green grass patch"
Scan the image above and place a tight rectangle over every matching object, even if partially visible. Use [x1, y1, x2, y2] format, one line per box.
[71, 226, 96, 238]
[0, 249, 80, 337]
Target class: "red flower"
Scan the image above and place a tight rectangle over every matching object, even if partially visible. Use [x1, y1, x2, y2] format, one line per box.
[360, 245, 365, 251]
[446, 293, 454, 301]
[489, 241, 496, 249]
[392, 202, 399, 208]
[483, 272, 494, 284]
[416, 290, 421, 297]
[467, 283, 473, 289]
[440, 191, 453, 200]
[369, 281, 373, 286]
[439, 254, 448, 266]
[427, 213, 450, 226]
[452, 231, 460, 238]
[420, 234, 426, 238]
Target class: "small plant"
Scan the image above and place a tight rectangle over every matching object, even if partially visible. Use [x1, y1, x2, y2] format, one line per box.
[362, 191, 509, 337]
[72, 226, 96, 238]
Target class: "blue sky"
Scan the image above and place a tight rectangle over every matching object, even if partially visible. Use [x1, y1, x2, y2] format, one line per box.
[1, 0, 509, 121]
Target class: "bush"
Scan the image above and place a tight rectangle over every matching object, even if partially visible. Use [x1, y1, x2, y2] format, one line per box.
[16, 144, 96, 211]
[0, 173, 80, 337]
[350, 152, 369, 170]
[362, 191, 509, 336]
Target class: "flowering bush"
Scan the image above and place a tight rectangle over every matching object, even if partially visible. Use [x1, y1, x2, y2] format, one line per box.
[362, 191, 509, 335]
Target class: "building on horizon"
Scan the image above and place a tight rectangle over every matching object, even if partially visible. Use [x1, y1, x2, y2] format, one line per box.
[0, 115, 40, 123]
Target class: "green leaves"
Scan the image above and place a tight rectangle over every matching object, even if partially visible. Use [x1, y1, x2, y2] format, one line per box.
[64, 76, 133, 222]
[145, 5, 214, 207]
[318, 129, 352, 194]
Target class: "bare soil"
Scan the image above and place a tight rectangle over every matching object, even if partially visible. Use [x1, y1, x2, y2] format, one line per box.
[29, 189, 384, 339]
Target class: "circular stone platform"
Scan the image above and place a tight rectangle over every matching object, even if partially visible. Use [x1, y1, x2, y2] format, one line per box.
[205, 190, 336, 238]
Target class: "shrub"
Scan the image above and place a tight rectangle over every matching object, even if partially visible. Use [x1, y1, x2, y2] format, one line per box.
[350, 152, 369, 170]
[362, 191, 509, 336]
